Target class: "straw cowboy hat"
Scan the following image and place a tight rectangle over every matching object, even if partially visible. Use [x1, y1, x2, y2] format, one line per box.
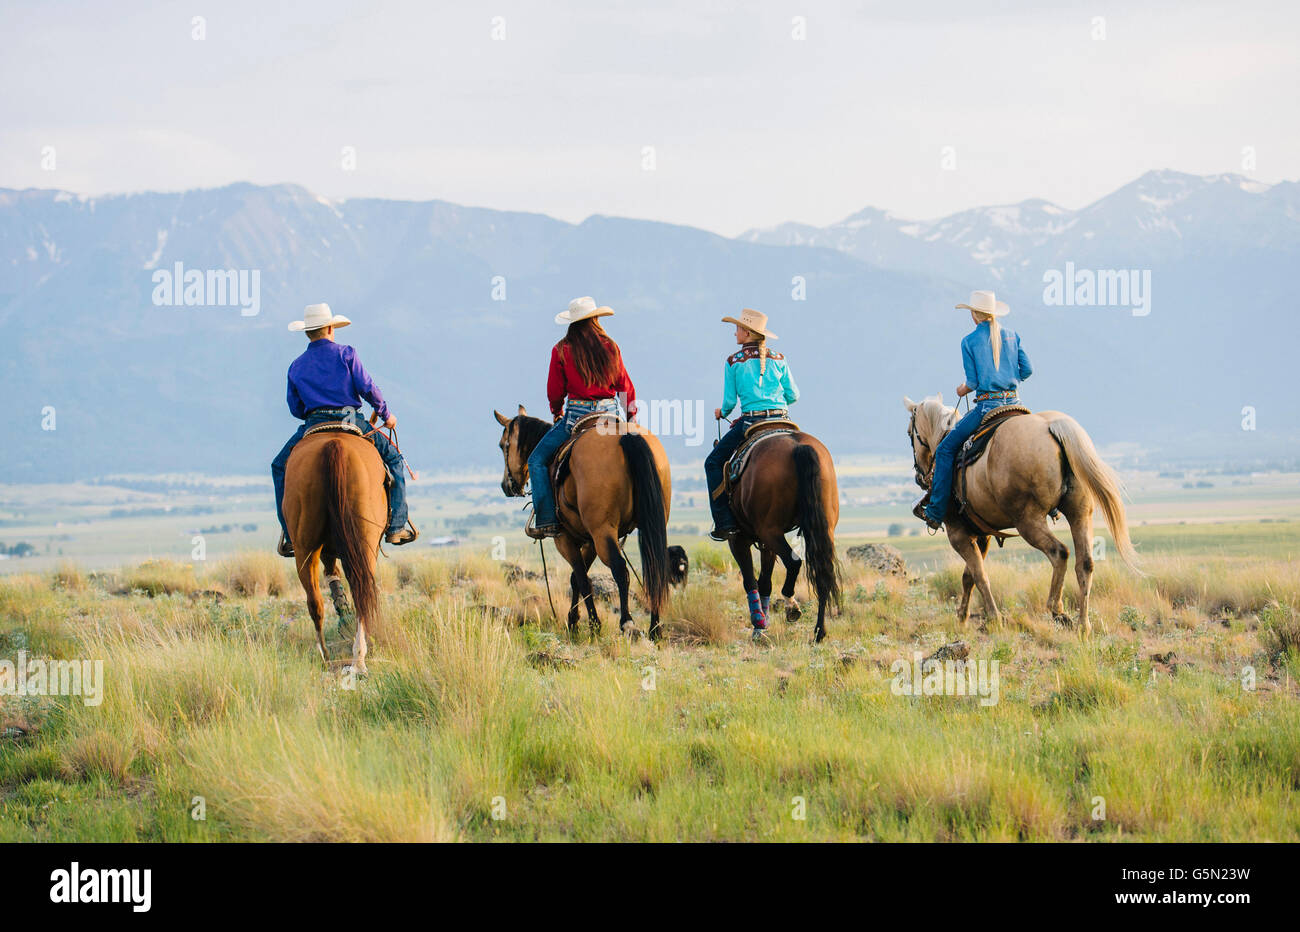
[721, 307, 778, 340]
[955, 290, 1010, 317]
[288, 303, 351, 332]
[555, 296, 614, 326]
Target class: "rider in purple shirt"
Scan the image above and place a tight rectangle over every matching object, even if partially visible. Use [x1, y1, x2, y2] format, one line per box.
[271, 304, 417, 556]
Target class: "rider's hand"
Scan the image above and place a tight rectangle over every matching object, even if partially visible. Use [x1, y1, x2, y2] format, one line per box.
[384, 414, 397, 429]
[955, 384, 971, 398]
[714, 407, 723, 420]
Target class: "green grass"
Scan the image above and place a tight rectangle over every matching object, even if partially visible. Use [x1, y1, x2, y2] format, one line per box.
[1, 529, 1298, 842]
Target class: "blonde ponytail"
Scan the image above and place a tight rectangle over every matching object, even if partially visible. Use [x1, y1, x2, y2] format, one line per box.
[756, 337, 769, 386]
[977, 312, 1001, 369]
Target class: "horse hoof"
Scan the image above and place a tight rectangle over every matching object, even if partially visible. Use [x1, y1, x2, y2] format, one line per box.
[621, 625, 642, 641]
[1052, 612, 1072, 627]
[786, 603, 802, 622]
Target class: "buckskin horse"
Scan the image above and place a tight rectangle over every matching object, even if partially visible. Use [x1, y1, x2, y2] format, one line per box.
[494, 405, 672, 639]
[905, 394, 1140, 634]
[719, 421, 841, 642]
[283, 426, 386, 673]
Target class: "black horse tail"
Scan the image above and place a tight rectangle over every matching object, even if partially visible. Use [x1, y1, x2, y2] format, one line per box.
[794, 443, 841, 610]
[323, 438, 380, 634]
[620, 433, 670, 616]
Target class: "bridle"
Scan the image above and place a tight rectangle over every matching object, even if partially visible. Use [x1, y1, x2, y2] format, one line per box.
[907, 409, 933, 490]
[500, 419, 530, 497]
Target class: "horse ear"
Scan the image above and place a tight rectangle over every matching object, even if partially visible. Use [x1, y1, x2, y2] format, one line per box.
[936, 392, 944, 404]
[903, 395, 917, 412]
[517, 404, 527, 417]
[493, 409, 511, 427]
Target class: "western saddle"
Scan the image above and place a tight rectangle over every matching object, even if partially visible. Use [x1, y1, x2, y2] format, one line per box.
[710, 417, 800, 502]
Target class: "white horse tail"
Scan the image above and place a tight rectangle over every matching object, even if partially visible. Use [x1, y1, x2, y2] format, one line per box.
[1044, 413, 1141, 572]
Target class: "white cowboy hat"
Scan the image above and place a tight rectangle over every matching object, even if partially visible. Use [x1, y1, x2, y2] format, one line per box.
[288, 302, 351, 332]
[721, 307, 778, 340]
[955, 290, 1010, 317]
[555, 296, 614, 326]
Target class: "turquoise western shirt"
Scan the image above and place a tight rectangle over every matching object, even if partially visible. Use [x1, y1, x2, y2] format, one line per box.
[720, 343, 799, 417]
[961, 322, 1032, 394]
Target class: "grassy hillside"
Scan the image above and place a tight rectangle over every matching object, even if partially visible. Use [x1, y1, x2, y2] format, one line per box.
[2, 521, 1297, 842]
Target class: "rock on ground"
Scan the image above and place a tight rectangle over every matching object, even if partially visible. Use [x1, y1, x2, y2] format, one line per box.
[845, 543, 907, 577]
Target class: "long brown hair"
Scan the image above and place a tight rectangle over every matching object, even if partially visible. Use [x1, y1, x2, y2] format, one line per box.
[559, 318, 621, 386]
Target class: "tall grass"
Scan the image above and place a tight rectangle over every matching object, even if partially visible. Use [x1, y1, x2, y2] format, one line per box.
[0, 539, 1297, 842]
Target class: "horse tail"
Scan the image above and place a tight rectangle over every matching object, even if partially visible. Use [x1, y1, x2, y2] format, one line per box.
[1046, 414, 1141, 572]
[322, 438, 381, 631]
[793, 444, 842, 608]
[619, 432, 670, 616]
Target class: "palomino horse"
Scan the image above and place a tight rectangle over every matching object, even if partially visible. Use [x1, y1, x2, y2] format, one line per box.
[904, 394, 1139, 634]
[723, 426, 841, 642]
[283, 430, 386, 673]
[494, 406, 672, 639]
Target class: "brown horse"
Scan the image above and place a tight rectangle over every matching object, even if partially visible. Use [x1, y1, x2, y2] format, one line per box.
[905, 394, 1139, 634]
[723, 427, 841, 642]
[494, 405, 672, 639]
[283, 431, 386, 673]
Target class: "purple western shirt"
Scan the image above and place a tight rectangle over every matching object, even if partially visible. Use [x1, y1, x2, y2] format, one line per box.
[286, 340, 390, 422]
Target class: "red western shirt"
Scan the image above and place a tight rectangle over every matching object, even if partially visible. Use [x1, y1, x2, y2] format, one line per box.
[547, 343, 637, 419]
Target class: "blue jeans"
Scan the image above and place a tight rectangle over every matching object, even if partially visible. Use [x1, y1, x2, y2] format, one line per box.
[926, 399, 1007, 523]
[272, 408, 409, 540]
[705, 414, 765, 530]
[528, 398, 620, 527]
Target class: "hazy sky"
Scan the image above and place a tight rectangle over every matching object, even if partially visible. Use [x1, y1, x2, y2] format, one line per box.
[2, 0, 1296, 235]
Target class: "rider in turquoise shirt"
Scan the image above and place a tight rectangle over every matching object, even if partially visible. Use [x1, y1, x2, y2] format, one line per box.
[707, 308, 798, 541]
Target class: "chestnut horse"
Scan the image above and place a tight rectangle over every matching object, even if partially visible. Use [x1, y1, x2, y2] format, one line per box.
[723, 427, 841, 642]
[905, 394, 1139, 634]
[283, 431, 386, 673]
[494, 405, 672, 639]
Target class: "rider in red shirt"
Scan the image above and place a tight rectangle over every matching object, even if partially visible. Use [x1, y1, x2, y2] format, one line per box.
[527, 297, 637, 538]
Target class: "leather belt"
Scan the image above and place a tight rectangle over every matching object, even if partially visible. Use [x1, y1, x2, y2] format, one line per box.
[743, 408, 789, 419]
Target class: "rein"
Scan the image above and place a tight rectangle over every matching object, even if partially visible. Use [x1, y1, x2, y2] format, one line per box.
[364, 413, 419, 480]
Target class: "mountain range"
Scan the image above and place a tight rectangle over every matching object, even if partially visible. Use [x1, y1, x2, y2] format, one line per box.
[2, 169, 1297, 483]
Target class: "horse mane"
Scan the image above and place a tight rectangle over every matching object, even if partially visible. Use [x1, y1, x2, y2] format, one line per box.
[515, 415, 552, 458]
[921, 395, 955, 439]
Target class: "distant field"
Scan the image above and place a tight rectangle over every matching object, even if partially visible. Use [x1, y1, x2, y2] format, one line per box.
[3, 464, 1298, 573]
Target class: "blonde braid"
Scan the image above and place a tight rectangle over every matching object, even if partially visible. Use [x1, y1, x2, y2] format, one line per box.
[757, 337, 768, 386]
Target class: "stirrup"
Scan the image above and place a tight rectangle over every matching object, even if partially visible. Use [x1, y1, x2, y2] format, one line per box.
[385, 524, 418, 546]
[708, 526, 737, 542]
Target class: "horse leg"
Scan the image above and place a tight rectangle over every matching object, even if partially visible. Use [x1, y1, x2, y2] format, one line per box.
[297, 548, 329, 665]
[322, 553, 352, 633]
[768, 535, 803, 621]
[1064, 496, 1096, 637]
[593, 532, 635, 637]
[1016, 517, 1072, 627]
[948, 525, 1000, 626]
[579, 542, 599, 630]
[554, 534, 590, 635]
[728, 534, 766, 634]
[349, 550, 376, 676]
[957, 536, 989, 624]
[757, 546, 776, 621]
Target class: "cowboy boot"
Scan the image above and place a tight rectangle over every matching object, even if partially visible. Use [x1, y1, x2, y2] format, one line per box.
[385, 522, 419, 546]
[277, 532, 294, 558]
[524, 511, 562, 540]
[912, 495, 943, 532]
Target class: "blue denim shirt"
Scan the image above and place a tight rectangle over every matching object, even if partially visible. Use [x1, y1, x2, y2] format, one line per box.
[961, 322, 1032, 394]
